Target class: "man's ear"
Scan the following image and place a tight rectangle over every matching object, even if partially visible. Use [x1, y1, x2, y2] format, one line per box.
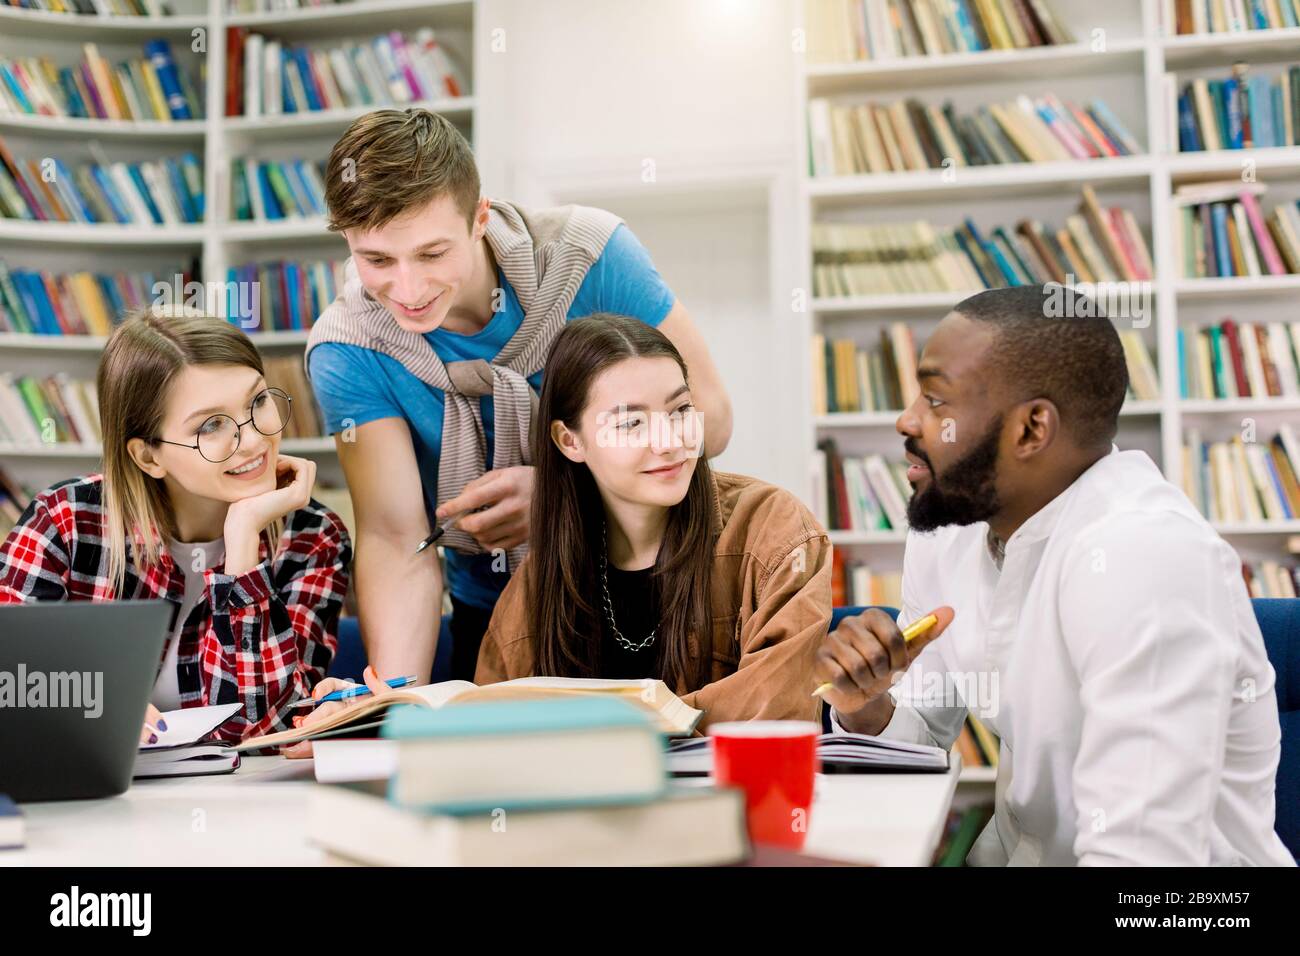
[1013, 398, 1058, 460]
[471, 196, 491, 241]
[550, 420, 585, 464]
[126, 438, 168, 480]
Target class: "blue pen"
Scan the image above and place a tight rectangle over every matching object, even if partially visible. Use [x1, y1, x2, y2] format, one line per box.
[294, 675, 417, 707]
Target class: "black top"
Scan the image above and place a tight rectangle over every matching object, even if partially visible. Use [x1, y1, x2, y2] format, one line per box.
[599, 563, 660, 680]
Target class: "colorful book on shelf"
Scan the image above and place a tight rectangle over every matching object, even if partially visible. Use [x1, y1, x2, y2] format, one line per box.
[804, 0, 1073, 64]
[0, 42, 202, 122]
[225, 26, 465, 117]
[0, 137, 203, 225]
[224, 258, 343, 333]
[807, 91, 1140, 177]
[1181, 424, 1300, 523]
[1178, 319, 1300, 400]
[1174, 181, 1300, 277]
[0, 258, 198, 336]
[1241, 559, 1300, 599]
[811, 323, 920, 415]
[0, 373, 100, 447]
[812, 187, 1153, 297]
[229, 157, 326, 222]
[1172, 64, 1300, 152]
[1168, 0, 1300, 36]
[0, 0, 167, 16]
[815, 438, 912, 533]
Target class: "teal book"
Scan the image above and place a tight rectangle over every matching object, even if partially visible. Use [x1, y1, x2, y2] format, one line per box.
[383, 696, 668, 816]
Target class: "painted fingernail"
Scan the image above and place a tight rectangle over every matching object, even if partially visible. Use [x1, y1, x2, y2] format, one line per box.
[157, 718, 168, 731]
[149, 733, 158, 744]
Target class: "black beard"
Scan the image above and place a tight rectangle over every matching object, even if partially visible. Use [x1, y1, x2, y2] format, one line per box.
[905, 414, 1003, 533]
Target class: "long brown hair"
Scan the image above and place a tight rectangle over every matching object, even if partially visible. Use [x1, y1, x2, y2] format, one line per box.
[530, 314, 715, 690]
[99, 306, 283, 595]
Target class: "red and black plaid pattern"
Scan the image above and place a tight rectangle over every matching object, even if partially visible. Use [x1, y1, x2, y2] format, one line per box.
[0, 474, 352, 743]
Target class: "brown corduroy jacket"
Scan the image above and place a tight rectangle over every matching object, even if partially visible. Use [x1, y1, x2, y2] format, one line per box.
[474, 471, 832, 730]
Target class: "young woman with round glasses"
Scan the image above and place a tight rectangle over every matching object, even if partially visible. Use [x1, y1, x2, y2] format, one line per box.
[0, 308, 352, 746]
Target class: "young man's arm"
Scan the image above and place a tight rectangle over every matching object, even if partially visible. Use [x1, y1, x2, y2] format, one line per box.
[657, 301, 733, 459]
[336, 417, 441, 682]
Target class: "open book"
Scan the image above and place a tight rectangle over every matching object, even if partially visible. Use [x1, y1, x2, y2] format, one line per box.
[234, 677, 703, 751]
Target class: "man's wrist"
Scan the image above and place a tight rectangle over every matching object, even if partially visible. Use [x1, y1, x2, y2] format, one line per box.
[833, 694, 894, 736]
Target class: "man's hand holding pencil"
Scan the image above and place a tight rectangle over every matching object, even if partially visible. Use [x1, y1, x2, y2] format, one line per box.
[812, 606, 955, 736]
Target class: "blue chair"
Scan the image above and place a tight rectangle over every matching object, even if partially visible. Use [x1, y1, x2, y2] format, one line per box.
[829, 600, 1299, 859]
[327, 614, 455, 685]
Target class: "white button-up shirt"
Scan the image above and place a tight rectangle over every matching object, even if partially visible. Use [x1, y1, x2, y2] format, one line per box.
[839, 447, 1295, 866]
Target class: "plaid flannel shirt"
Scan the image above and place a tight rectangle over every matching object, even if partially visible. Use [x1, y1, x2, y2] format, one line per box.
[0, 474, 352, 744]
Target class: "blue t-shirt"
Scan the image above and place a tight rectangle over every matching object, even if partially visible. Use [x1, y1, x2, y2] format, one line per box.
[309, 223, 676, 610]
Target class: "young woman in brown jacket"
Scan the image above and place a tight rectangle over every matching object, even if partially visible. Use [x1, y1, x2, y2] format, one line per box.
[474, 313, 832, 728]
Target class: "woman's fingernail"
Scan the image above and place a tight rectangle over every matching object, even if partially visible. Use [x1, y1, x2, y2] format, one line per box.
[149, 733, 158, 744]
[157, 719, 168, 731]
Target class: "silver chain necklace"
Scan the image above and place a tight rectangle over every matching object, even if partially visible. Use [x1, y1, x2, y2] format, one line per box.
[599, 522, 657, 652]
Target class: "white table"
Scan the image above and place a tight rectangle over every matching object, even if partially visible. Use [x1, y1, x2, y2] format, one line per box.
[3, 754, 962, 867]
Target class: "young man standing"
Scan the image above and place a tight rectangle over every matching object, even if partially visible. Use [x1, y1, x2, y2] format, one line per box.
[305, 108, 733, 687]
[816, 285, 1294, 866]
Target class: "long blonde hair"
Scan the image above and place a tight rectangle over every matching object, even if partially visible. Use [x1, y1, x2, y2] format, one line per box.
[99, 307, 284, 595]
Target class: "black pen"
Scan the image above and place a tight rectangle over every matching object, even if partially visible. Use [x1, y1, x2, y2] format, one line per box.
[414, 508, 476, 555]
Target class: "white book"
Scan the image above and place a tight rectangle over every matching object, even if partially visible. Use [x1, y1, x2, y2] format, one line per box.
[1245, 442, 1288, 521]
[1229, 439, 1264, 522]
[246, 161, 268, 223]
[864, 454, 908, 530]
[1231, 202, 1262, 277]
[354, 46, 393, 107]
[808, 98, 835, 178]
[139, 163, 179, 225]
[0, 375, 42, 445]
[1238, 321, 1269, 398]
[1186, 428, 1204, 514]
[328, 48, 364, 107]
[1270, 323, 1299, 397]
[108, 162, 154, 225]
[244, 33, 264, 119]
[1278, 423, 1300, 482]
[53, 375, 96, 444]
[263, 40, 282, 116]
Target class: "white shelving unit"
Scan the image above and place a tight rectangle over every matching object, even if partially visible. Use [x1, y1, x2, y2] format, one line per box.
[0, 0, 487, 491]
[793, 0, 1300, 589]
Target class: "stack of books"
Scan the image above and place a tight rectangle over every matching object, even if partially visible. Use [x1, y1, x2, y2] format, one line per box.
[0, 258, 199, 336]
[1178, 319, 1300, 400]
[1174, 181, 1300, 278]
[225, 27, 464, 118]
[805, 0, 1074, 63]
[1168, 0, 1300, 35]
[224, 257, 344, 332]
[807, 93, 1141, 177]
[299, 691, 749, 866]
[0, 373, 101, 447]
[0, 465, 32, 539]
[1172, 63, 1300, 152]
[1181, 424, 1300, 524]
[1242, 557, 1299, 598]
[0, 41, 202, 122]
[0, 0, 170, 14]
[230, 157, 326, 222]
[813, 187, 1154, 297]
[816, 438, 913, 533]
[811, 323, 920, 415]
[0, 138, 204, 225]
[831, 554, 903, 609]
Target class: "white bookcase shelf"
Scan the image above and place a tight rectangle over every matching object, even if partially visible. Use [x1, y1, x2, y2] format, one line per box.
[794, 0, 1300, 585]
[0, 0, 486, 490]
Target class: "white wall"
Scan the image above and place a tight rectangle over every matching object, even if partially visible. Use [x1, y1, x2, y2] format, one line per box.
[478, 0, 806, 491]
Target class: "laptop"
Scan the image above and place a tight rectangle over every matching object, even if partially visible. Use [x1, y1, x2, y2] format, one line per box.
[0, 600, 172, 802]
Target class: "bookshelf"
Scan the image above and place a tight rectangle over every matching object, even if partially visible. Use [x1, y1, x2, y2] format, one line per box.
[0, 0, 486, 494]
[794, 0, 1300, 615]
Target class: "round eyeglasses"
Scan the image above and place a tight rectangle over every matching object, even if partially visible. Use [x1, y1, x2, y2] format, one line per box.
[152, 387, 293, 463]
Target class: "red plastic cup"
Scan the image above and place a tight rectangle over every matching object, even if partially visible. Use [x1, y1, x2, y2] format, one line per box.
[709, 720, 819, 850]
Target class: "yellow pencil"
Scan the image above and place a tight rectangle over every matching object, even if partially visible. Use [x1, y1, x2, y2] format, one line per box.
[811, 613, 939, 698]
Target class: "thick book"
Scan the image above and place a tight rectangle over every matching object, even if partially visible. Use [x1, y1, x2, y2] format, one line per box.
[382, 696, 665, 814]
[666, 733, 950, 775]
[234, 676, 704, 752]
[307, 780, 748, 867]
